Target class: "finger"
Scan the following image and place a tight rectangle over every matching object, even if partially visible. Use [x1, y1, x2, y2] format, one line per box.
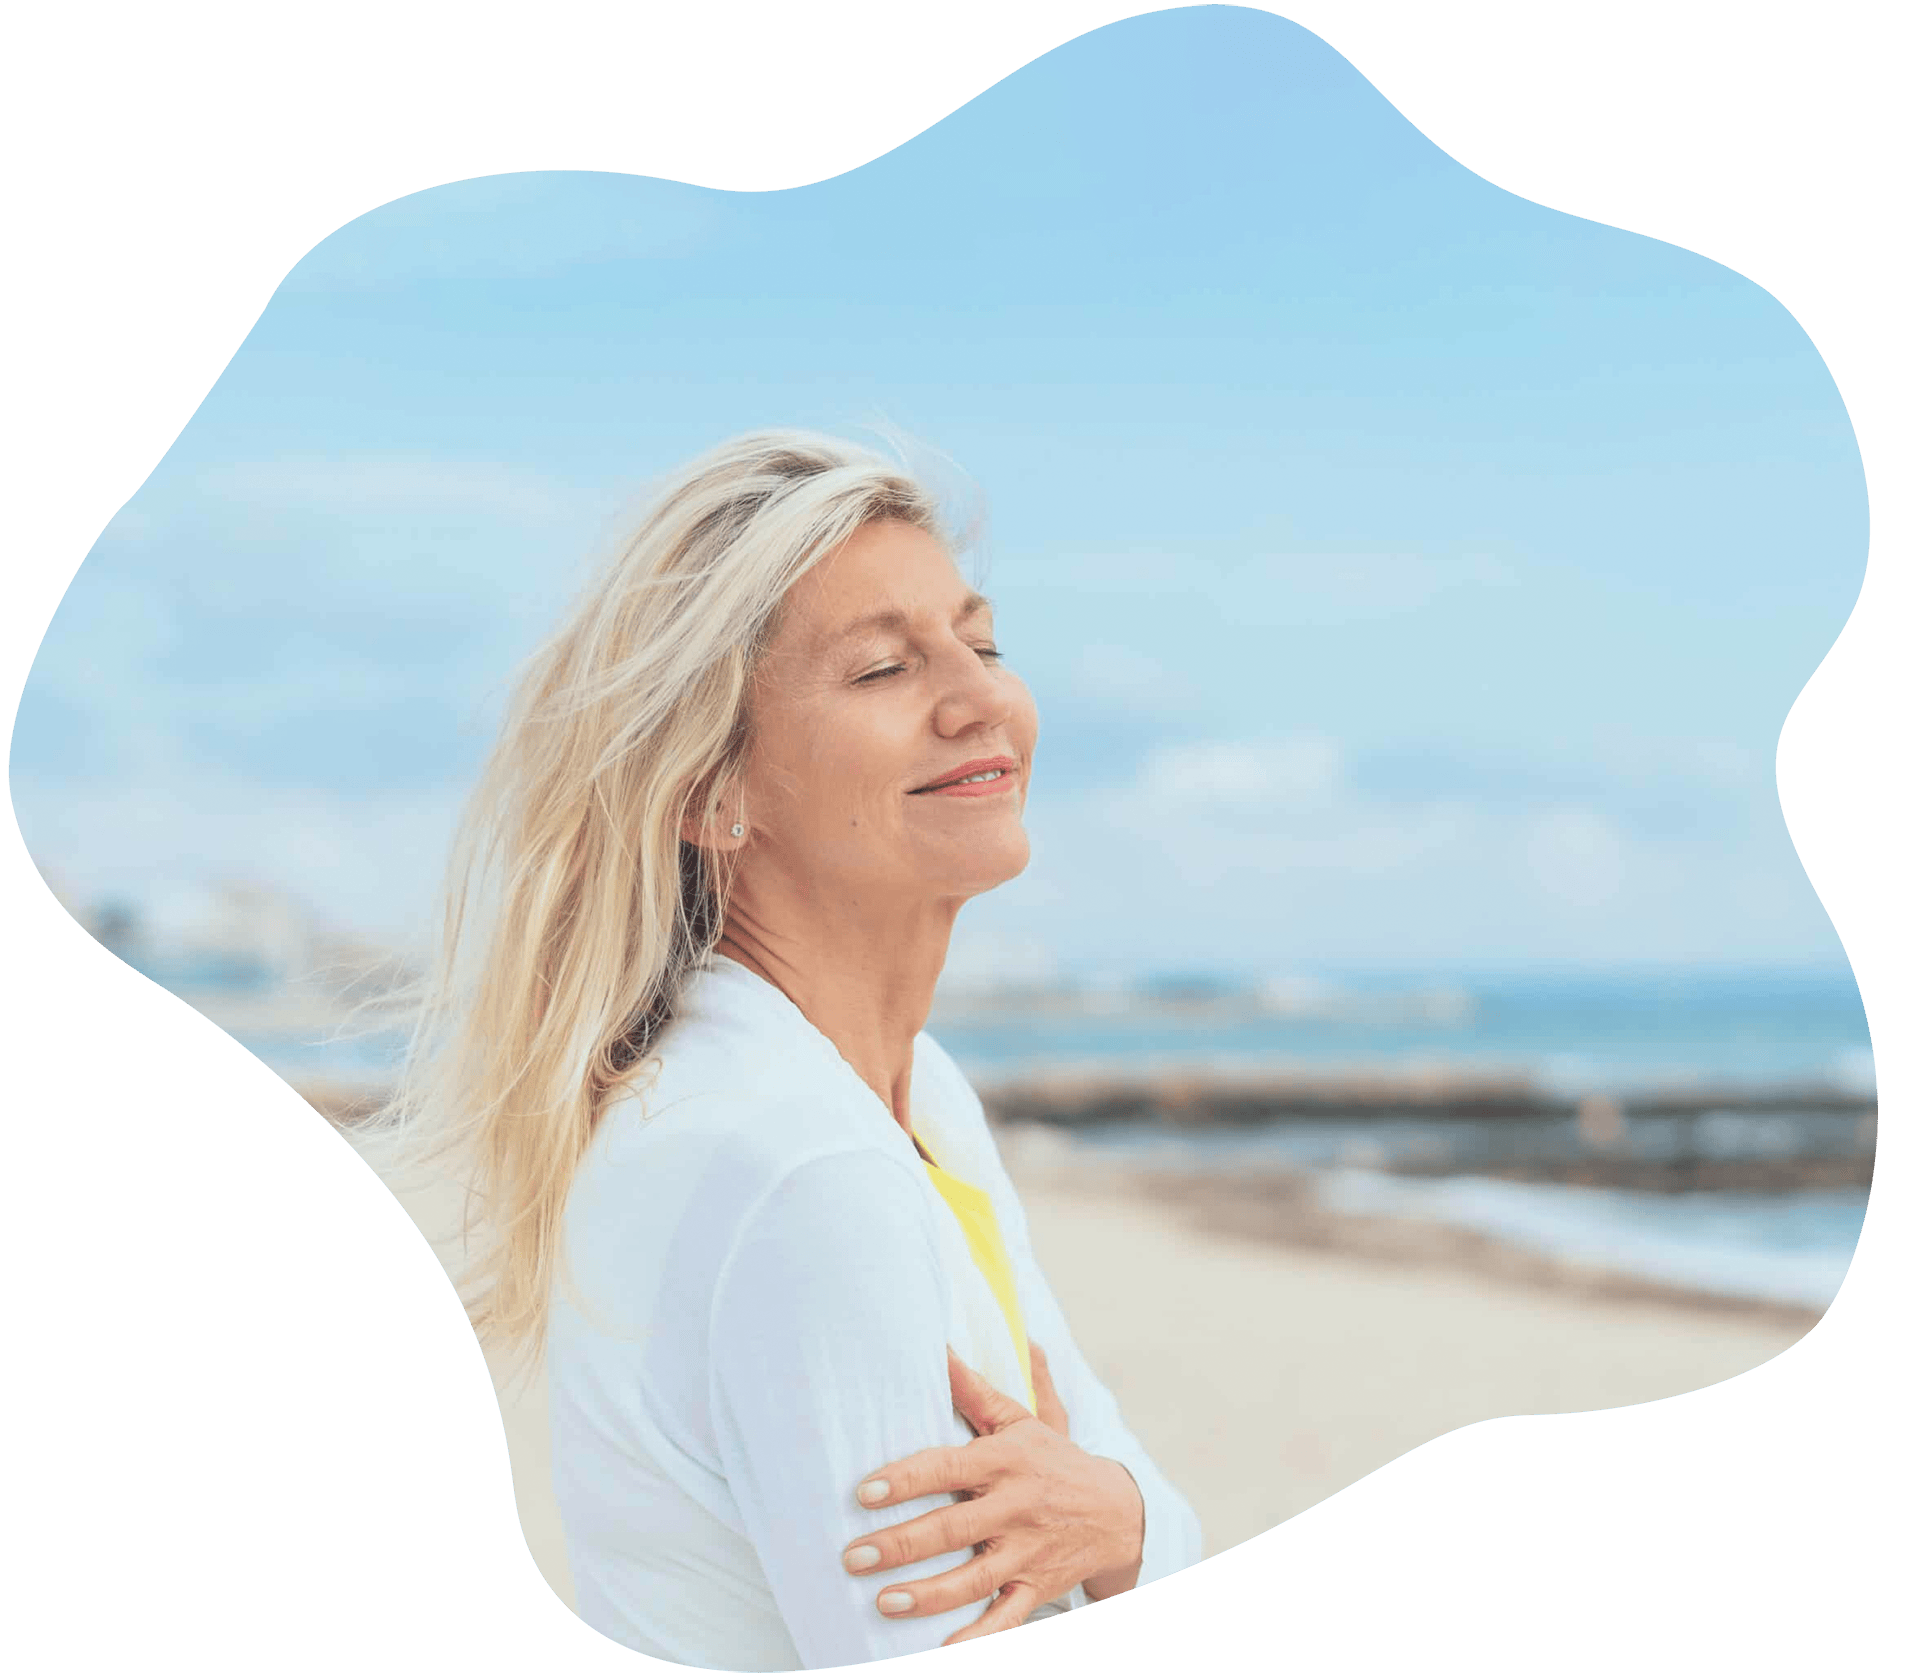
[942, 1580, 1044, 1645]
[842, 1495, 993, 1578]
[1027, 1341, 1071, 1436]
[946, 1348, 992, 1437]
[1021, 1339, 1060, 1417]
[875, 1545, 1020, 1621]
[947, 1346, 1032, 1436]
[947, 1349, 1034, 1439]
[854, 1439, 993, 1510]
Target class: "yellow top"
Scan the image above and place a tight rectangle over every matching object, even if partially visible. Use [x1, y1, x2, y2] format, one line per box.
[910, 1131, 1035, 1412]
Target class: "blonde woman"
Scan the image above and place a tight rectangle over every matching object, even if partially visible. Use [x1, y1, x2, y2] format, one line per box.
[365, 431, 1202, 1669]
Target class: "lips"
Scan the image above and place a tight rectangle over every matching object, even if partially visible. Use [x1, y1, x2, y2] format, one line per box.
[910, 754, 1018, 794]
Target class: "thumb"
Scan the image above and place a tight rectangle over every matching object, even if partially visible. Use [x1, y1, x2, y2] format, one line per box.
[946, 1346, 1032, 1436]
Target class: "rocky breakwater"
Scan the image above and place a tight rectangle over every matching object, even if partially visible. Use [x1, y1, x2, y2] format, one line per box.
[973, 1067, 1877, 1193]
[976, 1065, 1564, 1127]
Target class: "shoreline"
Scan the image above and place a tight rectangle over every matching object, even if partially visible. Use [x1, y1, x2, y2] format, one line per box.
[993, 1128, 1835, 1332]
[1130, 1166, 1824, 1331]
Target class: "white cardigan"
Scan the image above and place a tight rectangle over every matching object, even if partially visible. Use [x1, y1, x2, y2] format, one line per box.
[547, 952, 1203, 1670]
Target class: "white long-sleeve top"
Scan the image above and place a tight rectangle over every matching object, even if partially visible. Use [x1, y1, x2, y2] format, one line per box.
[547, 951, 1203, 1670]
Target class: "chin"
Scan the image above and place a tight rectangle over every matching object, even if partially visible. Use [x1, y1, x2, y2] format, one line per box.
[952, 830, 1032, 894]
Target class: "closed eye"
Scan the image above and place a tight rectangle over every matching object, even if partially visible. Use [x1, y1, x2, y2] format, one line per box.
[853, 646, 1002, 685]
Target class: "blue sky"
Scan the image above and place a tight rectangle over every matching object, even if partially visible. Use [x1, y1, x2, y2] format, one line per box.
[9, 7, 1867, 985]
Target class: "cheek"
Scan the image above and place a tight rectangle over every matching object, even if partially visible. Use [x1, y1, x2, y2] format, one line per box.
[792, 709, 904, 816]
[744, 719, 840, 819]
[1010, 678, 1041, 750]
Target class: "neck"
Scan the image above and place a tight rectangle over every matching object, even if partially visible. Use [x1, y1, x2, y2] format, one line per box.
[714, 884, 962, 1135]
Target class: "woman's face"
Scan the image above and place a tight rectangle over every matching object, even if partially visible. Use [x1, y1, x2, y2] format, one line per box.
[733, 517, 1039, 907]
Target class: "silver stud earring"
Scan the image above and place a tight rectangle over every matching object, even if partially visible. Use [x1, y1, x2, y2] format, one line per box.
[730, 822, 745, 838]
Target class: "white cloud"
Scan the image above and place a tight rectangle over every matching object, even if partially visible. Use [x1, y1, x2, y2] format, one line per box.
[22, 455, 611, 792]
[14, 772, 469, 957]
[983, 731, 1842, 969]
[283, 173, 736, 289]
[1686, 740, 1760, 790]
[1068, 642, 1204, 714]
[939, 923, 1062, 993]
[1040, 547, 1521, 618]
[1252, 549, 1521, 612]
[189, 456, 592, 524]
[37, 570, 184, 678]
[1579, 732, 1768, 799]
[93, 502, 161, 543]
[1133, 735, 1344, 810]
[1520, 803, 1631, 907]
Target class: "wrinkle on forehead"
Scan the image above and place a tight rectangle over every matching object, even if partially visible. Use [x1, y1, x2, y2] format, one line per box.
[811, 591, 995, 657]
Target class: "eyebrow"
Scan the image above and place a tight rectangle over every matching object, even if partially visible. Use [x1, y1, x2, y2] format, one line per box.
[823, 591, 995, 650]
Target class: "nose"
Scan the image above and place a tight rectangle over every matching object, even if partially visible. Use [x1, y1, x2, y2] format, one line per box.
[930, 639, 1014, 738]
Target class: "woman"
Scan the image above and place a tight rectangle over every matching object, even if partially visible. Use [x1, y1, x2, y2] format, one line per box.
[365, 430, 1202, 1669]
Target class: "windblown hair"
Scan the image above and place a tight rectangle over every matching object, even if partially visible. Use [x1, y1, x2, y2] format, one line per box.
[353, 429, 962, 1379]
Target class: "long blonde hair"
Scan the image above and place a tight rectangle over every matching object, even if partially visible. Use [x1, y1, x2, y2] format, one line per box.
[355, 428, 967, 1377]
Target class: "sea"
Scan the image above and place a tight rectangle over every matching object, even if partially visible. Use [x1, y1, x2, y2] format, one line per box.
[934, 967, 1876, 1314]
[926, 967, 1877, 1096]
[239, 965, 1876, 1315]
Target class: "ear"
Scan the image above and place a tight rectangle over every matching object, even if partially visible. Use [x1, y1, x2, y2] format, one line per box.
[678, 781, 750, 852]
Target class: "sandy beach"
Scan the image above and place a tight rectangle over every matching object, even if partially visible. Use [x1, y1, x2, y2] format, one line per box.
[353, 1111, 1815, 1611]
[990, 1128, 1814, 1560]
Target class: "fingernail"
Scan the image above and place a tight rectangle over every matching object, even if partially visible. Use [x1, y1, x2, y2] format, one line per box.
[856, 1478, 890, 1506]
[878, 1590, 915, 1616]
[844, 1545, 881, 1573]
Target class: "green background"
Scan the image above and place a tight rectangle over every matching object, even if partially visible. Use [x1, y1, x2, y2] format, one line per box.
[11, 0, 1904, 1667]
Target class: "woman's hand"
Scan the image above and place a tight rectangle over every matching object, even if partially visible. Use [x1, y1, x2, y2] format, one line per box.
[839, 1343, 1146, 1644]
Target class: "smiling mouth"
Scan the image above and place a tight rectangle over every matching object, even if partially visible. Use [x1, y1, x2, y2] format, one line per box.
[917, 768, 1005, 791]
[910, 764, 1016, 794]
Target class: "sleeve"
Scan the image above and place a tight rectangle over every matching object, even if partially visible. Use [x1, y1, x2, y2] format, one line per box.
[992, 1172, 1206, 1592]
[707, 1148, 987, 1669]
